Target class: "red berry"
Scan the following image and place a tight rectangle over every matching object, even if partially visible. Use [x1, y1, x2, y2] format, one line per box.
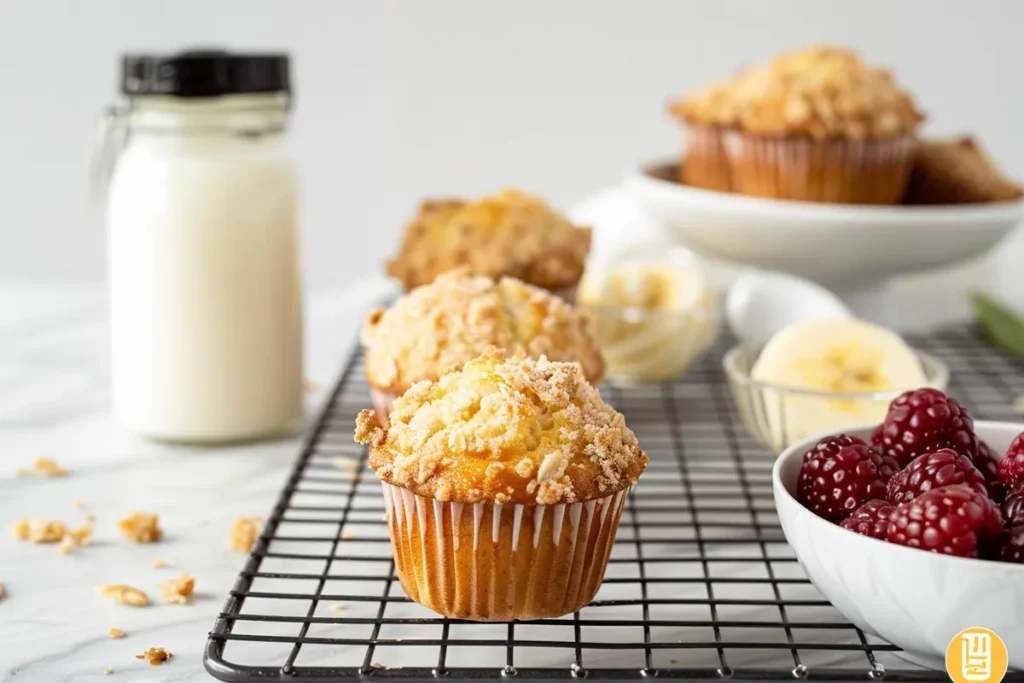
[1000, 526, 1024, 563]
[998, 432, 1024, 496]
[798, 434, 898, 524]
[840, 499, 893, 540]
[1003, 491, 1024, 527]
[974, 440, 1004, 502]
[886, 484, 1003, 558]
[878, 388, 978, 469]
[886, 448, 988, 505]
[870, 424, 884, 448]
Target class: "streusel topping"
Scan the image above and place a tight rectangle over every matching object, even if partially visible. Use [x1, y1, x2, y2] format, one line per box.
[363, 269, 604, 394]
[355, 350, 647, 505]
[386, 189, 592, 292]
[670, 46, 923, 140]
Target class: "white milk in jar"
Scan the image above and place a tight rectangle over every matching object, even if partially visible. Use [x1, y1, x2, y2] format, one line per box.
[100, 50, 302, 442]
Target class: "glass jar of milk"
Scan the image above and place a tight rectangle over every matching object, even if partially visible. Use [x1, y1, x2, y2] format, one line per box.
[96, 50, 302, 443]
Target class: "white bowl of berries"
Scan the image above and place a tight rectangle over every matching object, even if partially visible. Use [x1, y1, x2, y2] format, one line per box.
[773, 388, 1024, 670]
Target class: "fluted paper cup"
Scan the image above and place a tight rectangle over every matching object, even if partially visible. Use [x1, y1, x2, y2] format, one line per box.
[381, 482, 628, 621]
[721, 132, 916, 204]
[369, 388, 398, 425]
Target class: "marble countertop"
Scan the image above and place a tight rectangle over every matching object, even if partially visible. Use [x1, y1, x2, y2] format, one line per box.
[0, 277, 393, 683]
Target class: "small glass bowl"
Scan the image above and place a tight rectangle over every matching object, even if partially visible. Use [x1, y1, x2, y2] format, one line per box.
[723, 345, 950, 453]
[580, 292, 720, 386]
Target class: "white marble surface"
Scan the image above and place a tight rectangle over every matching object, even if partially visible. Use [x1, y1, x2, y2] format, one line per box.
[0, 257, 1010, 682]
[0, 277, 393, 683]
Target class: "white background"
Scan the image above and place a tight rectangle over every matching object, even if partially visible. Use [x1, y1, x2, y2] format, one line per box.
[1, 0, 1022, 289]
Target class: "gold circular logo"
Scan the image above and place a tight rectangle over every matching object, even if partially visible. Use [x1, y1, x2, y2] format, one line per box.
[945, 627, 1008, 683]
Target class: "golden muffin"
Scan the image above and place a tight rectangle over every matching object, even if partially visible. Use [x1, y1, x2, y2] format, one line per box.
[385, 189, 591, 298]
[904, 136, 1023, 205]
[355, 350, 648, 621]
[361, 269, 604, 421]
[670, 46, 924, 203]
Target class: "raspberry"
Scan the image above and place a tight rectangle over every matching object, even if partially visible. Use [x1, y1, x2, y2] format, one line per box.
[885, 448, 987, 505]
[1003, 491, 1024, 527]
[1000, 526, 1024, 563]
[974, 440, 1004, 502]
[797, 434, 898, 524]
[998, 432, 1024, 496]
[886, 484, 1003, 558]
[870, 424, 884, 448]
[840, 499, 892, 540]
[878, 388, 978, 469]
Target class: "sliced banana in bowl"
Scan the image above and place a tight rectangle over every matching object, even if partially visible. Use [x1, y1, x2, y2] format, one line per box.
[579, 260, 719, 385]
[725, 318, 950, 452]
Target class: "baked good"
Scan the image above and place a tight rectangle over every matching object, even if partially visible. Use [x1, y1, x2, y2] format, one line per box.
[904, 136, 1022, 204]
[354, 350, 648, 620]
[385, 189, 591, 298]
[669, 46, 924, 203]
[362, 269, 604, 421]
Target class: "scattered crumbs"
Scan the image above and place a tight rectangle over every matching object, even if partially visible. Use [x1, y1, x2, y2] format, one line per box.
[229, 516, 264, 553]
[109, 627, 125, 639]
[303, 377, 319, 393]
[32, 458, 68, 477]
[159, 573, 195, 605]
[1014, 396, 1024, 415]
[58, 537, 74, 555]
[73, 501, 87, 511]
[340, 530, 356, 540]
[102, 667, 113, 675]
[61, 520, 95, 553]
[136, 647, 173, 666]
[118, 512, 163, 543]
[331, 603, 345, 614]
[96, 584, 149, 607]
[152, 558, 168, 569]
[13, 518, 66, 543]
[85, 513, 96, 524]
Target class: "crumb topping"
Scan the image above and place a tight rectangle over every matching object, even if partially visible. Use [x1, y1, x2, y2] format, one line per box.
[670, 45, 923, 140]
[363, 269, 604, 394]
[13, 518, 66, 543]
[229, 516, 263, 552]
[356, 350, 647, 504]
[109, 628, 125, 639]
[386, 189, 591, 292]
[136, 647, 173, 665]
[159, 573, 195, 605]
[97, 584, 149, 607]
[118, 512, 162, 543]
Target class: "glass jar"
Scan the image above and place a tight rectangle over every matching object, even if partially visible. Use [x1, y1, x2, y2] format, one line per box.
[94, 50, 303, 443]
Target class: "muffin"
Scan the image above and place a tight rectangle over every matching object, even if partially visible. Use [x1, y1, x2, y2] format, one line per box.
[670, 46, 924, 204]
[362, 268, 604, 422]
[904, 136, 1023, 205]
[668, 92, 734, 192]
[386, 189, 591, 299]
[354, 350, 648, 620]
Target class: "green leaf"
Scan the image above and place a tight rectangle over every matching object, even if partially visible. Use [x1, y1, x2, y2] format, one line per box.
[970, 291, 1024, 359]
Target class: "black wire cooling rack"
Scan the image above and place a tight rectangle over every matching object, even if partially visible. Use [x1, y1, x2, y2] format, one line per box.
[205, 326, 1024, 683]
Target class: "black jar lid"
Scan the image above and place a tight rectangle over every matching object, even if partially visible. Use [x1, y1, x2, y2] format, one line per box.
[121, 49, 290, 98]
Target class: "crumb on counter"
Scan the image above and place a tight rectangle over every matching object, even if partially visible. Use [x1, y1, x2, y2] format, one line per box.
[96, 584, 149, 607]
[331, 603, 345, 614]
[13, 518, 67, 543]
[32, 458, 68, 477]
[102, 667, 113, 675]
[73, 501, 87, 510]
[340, 530, 356, 540]
[159, 573, 195, 605]
[109, 628, 124, 639]
[152, 558, 168, 569]
[63, 520, 95, 551]
[136, 647, 173, 666]
[229, 516, 264, 553]
[118, 512, 162, 543]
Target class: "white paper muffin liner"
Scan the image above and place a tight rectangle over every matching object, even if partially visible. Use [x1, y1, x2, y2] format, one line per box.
[381, 481, 628, 621]
[369, 387, 397, 425]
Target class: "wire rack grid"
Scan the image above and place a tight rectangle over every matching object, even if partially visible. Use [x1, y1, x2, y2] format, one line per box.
[205, 326, 1024, 683]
